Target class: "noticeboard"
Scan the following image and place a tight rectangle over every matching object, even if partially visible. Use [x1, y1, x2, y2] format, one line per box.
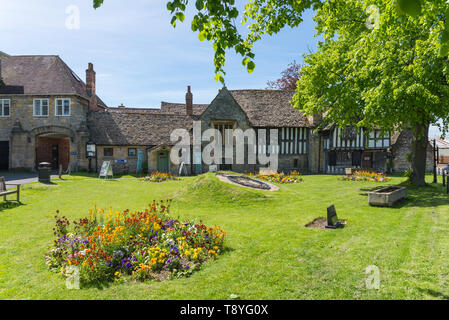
[99, 161, 113, 178]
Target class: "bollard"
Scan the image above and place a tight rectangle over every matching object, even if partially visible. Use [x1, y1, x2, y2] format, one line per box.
[443, 171, 446, 187]
[447, 174, 449, 194]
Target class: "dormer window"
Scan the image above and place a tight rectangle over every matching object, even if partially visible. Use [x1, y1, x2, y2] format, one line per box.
[55, 98, 70, 116]
[33, 99, 49, 117]
[0, 99, 10, 117]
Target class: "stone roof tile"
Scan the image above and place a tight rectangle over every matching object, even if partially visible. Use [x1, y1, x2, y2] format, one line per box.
[0, 55, 107, 108]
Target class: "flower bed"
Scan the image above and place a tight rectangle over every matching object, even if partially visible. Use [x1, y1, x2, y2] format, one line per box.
[45, 201, 226, 286]
[141, 171, 179, 182]
[341, 170, 391, 182]
[247, 171, 303, 184]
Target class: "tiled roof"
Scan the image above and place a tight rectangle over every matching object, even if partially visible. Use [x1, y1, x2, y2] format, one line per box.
[228, 89, 311, 127]
[161, 102, 208, 115]
[106, 103, 208, 115]
[0, 55, 107, 108]
[87, 110, 197, 146]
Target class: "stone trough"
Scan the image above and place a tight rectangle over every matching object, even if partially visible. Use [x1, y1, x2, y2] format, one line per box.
[368, 186, 407, 207]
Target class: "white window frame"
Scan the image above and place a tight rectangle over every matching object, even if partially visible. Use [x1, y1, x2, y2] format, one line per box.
[55, 98, 71, 116]
[33, 98, 49, 117]
[0, 99, 11, 117]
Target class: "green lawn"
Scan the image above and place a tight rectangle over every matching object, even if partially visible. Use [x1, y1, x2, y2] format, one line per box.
[1, 172, 449, 300]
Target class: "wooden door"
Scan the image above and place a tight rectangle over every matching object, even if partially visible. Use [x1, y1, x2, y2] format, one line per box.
[0, 141, 9, 171]
[157, 151, 170, 173]
[362, 152, 373, 169]
[51, 144, 59, 170]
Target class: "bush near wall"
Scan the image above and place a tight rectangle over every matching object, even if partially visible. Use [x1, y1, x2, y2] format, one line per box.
[341, 169, 391, 182]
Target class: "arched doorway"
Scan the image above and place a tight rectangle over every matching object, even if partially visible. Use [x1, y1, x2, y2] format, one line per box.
[31, 126, 75, 171]
[35, 133, 70, 170]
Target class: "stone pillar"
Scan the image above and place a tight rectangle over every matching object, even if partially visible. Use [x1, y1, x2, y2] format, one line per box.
[76, 122, 90, 171]
[308, 129, 321, 173]
[10, 120, 34, 170]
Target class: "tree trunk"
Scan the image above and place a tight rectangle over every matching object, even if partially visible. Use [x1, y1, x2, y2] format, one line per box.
[410, 123, 429, 186]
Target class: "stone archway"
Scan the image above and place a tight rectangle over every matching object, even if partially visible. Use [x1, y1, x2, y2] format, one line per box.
[31, 126, 75, 170]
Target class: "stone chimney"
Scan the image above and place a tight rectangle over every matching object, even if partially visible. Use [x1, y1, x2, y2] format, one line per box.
[86, 63, 97, 110]
[186, 85, 193, 115]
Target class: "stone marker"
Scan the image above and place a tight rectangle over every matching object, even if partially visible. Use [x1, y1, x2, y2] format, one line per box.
[325, 205, 341, 229]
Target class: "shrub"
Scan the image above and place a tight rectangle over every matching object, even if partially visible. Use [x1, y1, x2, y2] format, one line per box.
[246, 171, 303, 184]
[141, 171, 179, 182]
[45, 201, 226, 286]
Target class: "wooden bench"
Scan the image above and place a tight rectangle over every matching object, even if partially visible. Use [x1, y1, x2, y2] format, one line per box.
[0, 177, 21, 202]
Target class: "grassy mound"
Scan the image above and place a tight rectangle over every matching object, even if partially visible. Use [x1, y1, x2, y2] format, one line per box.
[175, 173, 269, 207]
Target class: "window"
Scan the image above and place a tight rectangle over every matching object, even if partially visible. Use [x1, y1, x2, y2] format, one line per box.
[55, 98, 71, 116]
[128, 148, 137, 157]
[33, 99, 49, 117]
[256, 128, 278, 155]
[213, 121, 235, 145]
[0, 99, 10, 117]
[280, 127, 308, 155]
[104, 148, 113, 157]
[367, 130, 390, 149]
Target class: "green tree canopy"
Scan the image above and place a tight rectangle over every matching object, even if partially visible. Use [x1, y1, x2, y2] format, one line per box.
[293, 0, 449, 185]
[93, 0, 449, 81]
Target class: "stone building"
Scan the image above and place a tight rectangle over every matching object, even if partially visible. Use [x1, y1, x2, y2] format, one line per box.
[88, 86, 431, 175]
[0, 54, 106, 171]
[0, 53, 432, 174]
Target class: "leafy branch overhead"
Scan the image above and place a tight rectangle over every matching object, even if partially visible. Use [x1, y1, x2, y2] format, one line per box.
[93, 0, 449, 83]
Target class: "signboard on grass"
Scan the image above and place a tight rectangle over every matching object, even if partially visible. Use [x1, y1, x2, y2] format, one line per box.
[99, 161, 113, 179]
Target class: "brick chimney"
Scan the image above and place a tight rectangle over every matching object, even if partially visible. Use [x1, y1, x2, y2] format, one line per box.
[186, 85, 193, 115]
[86, 63, 97, 110]
[0, 57, 3, 82]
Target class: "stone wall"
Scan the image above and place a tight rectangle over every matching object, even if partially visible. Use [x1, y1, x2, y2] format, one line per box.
[96, 145, 148, 174]
[391, 129, 433, 172]
[199, 88, 253, 173]
[0, 94, 90, 171]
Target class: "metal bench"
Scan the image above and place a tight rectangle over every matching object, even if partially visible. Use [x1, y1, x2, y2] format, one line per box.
[0, 177, 21, 202]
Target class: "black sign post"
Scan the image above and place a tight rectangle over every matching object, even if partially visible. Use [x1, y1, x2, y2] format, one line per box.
[433, 139, 437, 184]
[447, 173, 449, 195]
[443, 170, 446, 187]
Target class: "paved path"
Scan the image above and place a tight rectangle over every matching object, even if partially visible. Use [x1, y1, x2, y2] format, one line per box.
[0, 172, 58, 185]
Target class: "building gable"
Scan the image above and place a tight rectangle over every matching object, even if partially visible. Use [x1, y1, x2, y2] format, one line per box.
[200, 87, 250, 129]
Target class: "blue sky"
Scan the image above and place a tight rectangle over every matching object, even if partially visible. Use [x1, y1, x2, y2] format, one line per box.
[0, 0, 318, 107]
[0, 0, 441, 137]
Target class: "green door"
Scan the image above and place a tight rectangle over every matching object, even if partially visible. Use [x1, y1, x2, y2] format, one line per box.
[157, 150, 170, 173]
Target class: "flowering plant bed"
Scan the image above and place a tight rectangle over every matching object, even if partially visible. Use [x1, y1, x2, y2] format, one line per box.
[247, 170, 303, 184]
[45, 201, 226, 286]
[141, 171, 179, 182]
[341, 170, 391, 182]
